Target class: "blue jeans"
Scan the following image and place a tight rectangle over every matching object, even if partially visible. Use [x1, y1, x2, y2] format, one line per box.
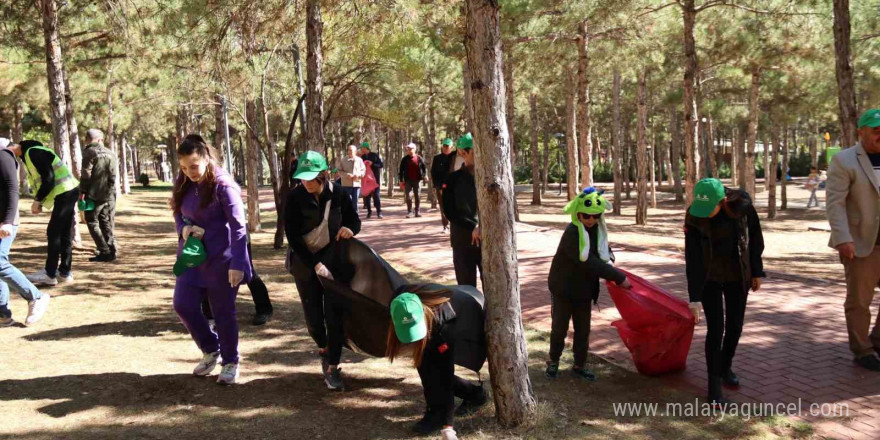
[342, 187, 361, 214]
[807, 189, 819, 208]
[0, 226, 43, 319]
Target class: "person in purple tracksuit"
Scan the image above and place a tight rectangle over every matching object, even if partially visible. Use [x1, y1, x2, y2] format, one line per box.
[171, 134, 252, 385]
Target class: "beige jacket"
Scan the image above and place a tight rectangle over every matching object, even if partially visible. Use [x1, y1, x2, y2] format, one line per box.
[336, 155, 365, 188]
[826, 142, 880, 257]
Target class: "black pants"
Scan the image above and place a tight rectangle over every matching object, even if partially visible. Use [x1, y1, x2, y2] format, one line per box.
[85, 197, 116, 255]
[203, 240, 273, 319]
[701, 280, 747, 377]
[418, 330, 482, 426]
[451, 226, 482, 287]
[548, 287, 594, 367]
[46, 188, 79, 278]
[405, 180, 421, 213]
[363, 187, 382, 215]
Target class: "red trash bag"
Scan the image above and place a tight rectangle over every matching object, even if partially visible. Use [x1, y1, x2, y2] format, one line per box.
[361, 161, 379, 198]
[606, 269, 695, 376]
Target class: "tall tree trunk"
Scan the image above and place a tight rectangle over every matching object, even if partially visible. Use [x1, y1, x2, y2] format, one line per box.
[503, 50, 520, 221]
[463, 61, 475, 132]
[624, 121, 632, 200]
[464, 0, 536, 426]
[635, 70, 648, 225]
[768, 124, 779, 218]
[681, 0, 700, 202]
[577, 20, 594, 188]
[669, 107, 683, 202]
[108, 82, 121, 197]
[306, 0, 326, 153]
[214, 96, 226, 165]
[428, 84, 438, 208]
[62, 69, 81, 177]
[736, 122, 747, 189]
[706, 117, 716, 178]
[39, 0, 70, 162]
[422, 111, 437, 207]
[565, 71, 579, 200]
[259, 89, 282, 234]
[763, 132, 770, 191]
[245, 99, 262, 232]
[731, 127, 739, 185]
[612, 70, 622, 214]
[650, 119, 657, 208]
[832, 0, 858, 148]
[811, 120, 819, 167]
[541, 131, 550, 194]
[14, 102, 29, 195]
[120, 134, 131, 194]
[744, 67, 760, 197]
[529, 93, 541, 205]
[781, 127, 789, 210]
[386, 128, 394, 198]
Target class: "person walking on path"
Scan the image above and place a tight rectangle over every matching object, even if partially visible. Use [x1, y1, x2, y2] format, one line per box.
[805, 166, 821, 209]
[398, 142, 427, 218]
[6, 140, 79, 286]
[335, 145, 365, 214]
[285, 151, 361, 391]
[685, 178, 765, 404]
[431, 138, 457, 231]
[826, 108, 880, 372]
[0, 138, 50, 327]
[546, 187, 630, 382]
[79, 129, 118, 262]
[171, 134, 251, 385]
[386, 290, 487, 439]
[442, 134, 481, 287]
[359, 142, 384, 219]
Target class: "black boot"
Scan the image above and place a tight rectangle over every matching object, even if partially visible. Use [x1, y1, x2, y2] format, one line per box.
[412, 407, 447, 435]
[455, 385, 488, 416]
[722, 369, 740, 387]
[708, 375, 730, 406]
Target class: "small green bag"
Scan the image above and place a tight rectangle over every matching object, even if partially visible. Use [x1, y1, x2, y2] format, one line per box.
[78, 198, 96, 211]
[172, 235, 207, 276]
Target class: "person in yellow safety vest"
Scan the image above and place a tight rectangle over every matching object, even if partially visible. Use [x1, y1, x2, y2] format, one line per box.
[6, 140, 80, 286]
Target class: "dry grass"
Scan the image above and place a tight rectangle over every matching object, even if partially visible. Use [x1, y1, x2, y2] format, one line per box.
[0, 186, 820, 439]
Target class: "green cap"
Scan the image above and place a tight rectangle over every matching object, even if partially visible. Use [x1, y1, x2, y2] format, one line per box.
[293, 151, 329, 181]
[564, 187, 607, 217]
[456, 133, 473, 150]
[173, 235, 207, 277]
[390, 293, 427, 343]
[442, 138, 453, 146]
[689, 178, 726, 218]
[858, 109, 880, 128]
[360, 141, 370, 150]
[77, 198, 96, 212]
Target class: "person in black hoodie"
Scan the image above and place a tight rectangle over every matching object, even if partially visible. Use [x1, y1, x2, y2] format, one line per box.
[685, 178, 765, 405]
[431, 138, 457, 231]
[546, 187, 630, 381]
[284, 151, 361, 392]
[442, 134, 481, 287]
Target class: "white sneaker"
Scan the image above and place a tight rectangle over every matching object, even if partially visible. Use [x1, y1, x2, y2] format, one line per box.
[25, 294, 50, 326]
[193, 351, 220, 376]
[26, 270, 57, 286]
[217, 362, 239, 385]
[440, 427, 459, 440]
[57, 273, 74, 283]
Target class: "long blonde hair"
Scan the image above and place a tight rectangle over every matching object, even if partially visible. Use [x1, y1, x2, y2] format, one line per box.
[385, 288, 453, 368]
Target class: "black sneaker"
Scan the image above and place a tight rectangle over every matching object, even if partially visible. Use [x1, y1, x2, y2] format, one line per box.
[722, 369, 740, 387]
[324, 365, 344, 391]
[545, 362, 559, 379]
[571, 366, 598, 382]
[376, 213, 383, 219]
[412, 408, 446, 435]
[89, 253, 116, 262]
[252, 312, 272, 326]
[415, 210, 422, 218]
[366, 212, 372, 219]
[455, 386, 488, 416]
[854, 354, 880, 372]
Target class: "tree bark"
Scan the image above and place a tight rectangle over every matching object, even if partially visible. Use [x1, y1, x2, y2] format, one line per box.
[541, 131, 550, 194]
[612, 70, 622, 214]
[245, 99, 262, 232]
[681, 0, 700, 203]
[108, 82, 121, 197]
[529, 93, 541, 205]
[39, 0, 70, 162]
[427, 84, 438, 208]
[14, 102, 29, 195]
[744, 67, 760, 197]
[577, 20, 594, 189]
[635, 70, 649, 225]
[768, 124, 779, 218]
[62, 69, 82, 177]
[463, 61, 475, 132]
[811, 120, 819, 167]
[565, 71, 579, 200]
[214, 95, 226, 165]
[763, 132, 770, 191]
[781, 127, 789, 210]
[669, 107, 683, 202]
[464, 0, 536, 426]
[832, 0, 858, 148]
[120, 134, 131, 194]
[306, 0, 326, 153]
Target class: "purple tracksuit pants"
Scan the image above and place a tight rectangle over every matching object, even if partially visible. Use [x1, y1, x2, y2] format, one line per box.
[174, 278, 240, 365]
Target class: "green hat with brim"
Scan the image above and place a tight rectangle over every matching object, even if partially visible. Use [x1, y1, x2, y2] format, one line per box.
[442, 138, 453, 146]
[390, 292, 427, 343]
[689, 178, 726, 218]
[456, 133, 473, 151]
[293, 150, 329, 181]
[858, 109, 880, 129]
[361, 141, 370, 150]
[78, 198, 96, 212]
[173, 235, 207, 277]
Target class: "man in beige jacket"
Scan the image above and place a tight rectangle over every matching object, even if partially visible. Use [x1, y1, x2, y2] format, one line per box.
[826, 108, 880, 372]
[335, 145, 366, 215]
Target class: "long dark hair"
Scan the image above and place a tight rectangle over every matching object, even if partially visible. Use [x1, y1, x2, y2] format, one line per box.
[172, 134, 218, 214]
[385, 286, 453, 368]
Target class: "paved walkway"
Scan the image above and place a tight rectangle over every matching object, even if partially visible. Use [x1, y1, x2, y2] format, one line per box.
[355, 199, 880, 440]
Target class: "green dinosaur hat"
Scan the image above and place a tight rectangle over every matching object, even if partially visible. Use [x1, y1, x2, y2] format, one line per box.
[173, 235, 207, 277]
[563, 187, 612, 262]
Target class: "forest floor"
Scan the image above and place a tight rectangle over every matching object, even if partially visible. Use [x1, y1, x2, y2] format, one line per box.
[0, 185, 823, 440]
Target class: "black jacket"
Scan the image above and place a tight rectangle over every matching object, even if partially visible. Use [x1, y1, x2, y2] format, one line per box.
[361, 152, 383, 182]
[685, 188, 765, 302]
[431, 151, 457, 189]
[442, 168, 479, 247]
[548, 223, 626, 303]
[398, 154, 427, 183]
[284, 181, 361, 268]
[0, 149, 20, 225]
[80, 142, 118, 202]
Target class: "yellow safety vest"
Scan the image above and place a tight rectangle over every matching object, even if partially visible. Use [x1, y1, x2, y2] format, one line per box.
[25, 146, 79, 210]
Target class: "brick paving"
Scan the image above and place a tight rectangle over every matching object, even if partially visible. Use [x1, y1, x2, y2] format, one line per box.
[354, 198, 880, 440]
